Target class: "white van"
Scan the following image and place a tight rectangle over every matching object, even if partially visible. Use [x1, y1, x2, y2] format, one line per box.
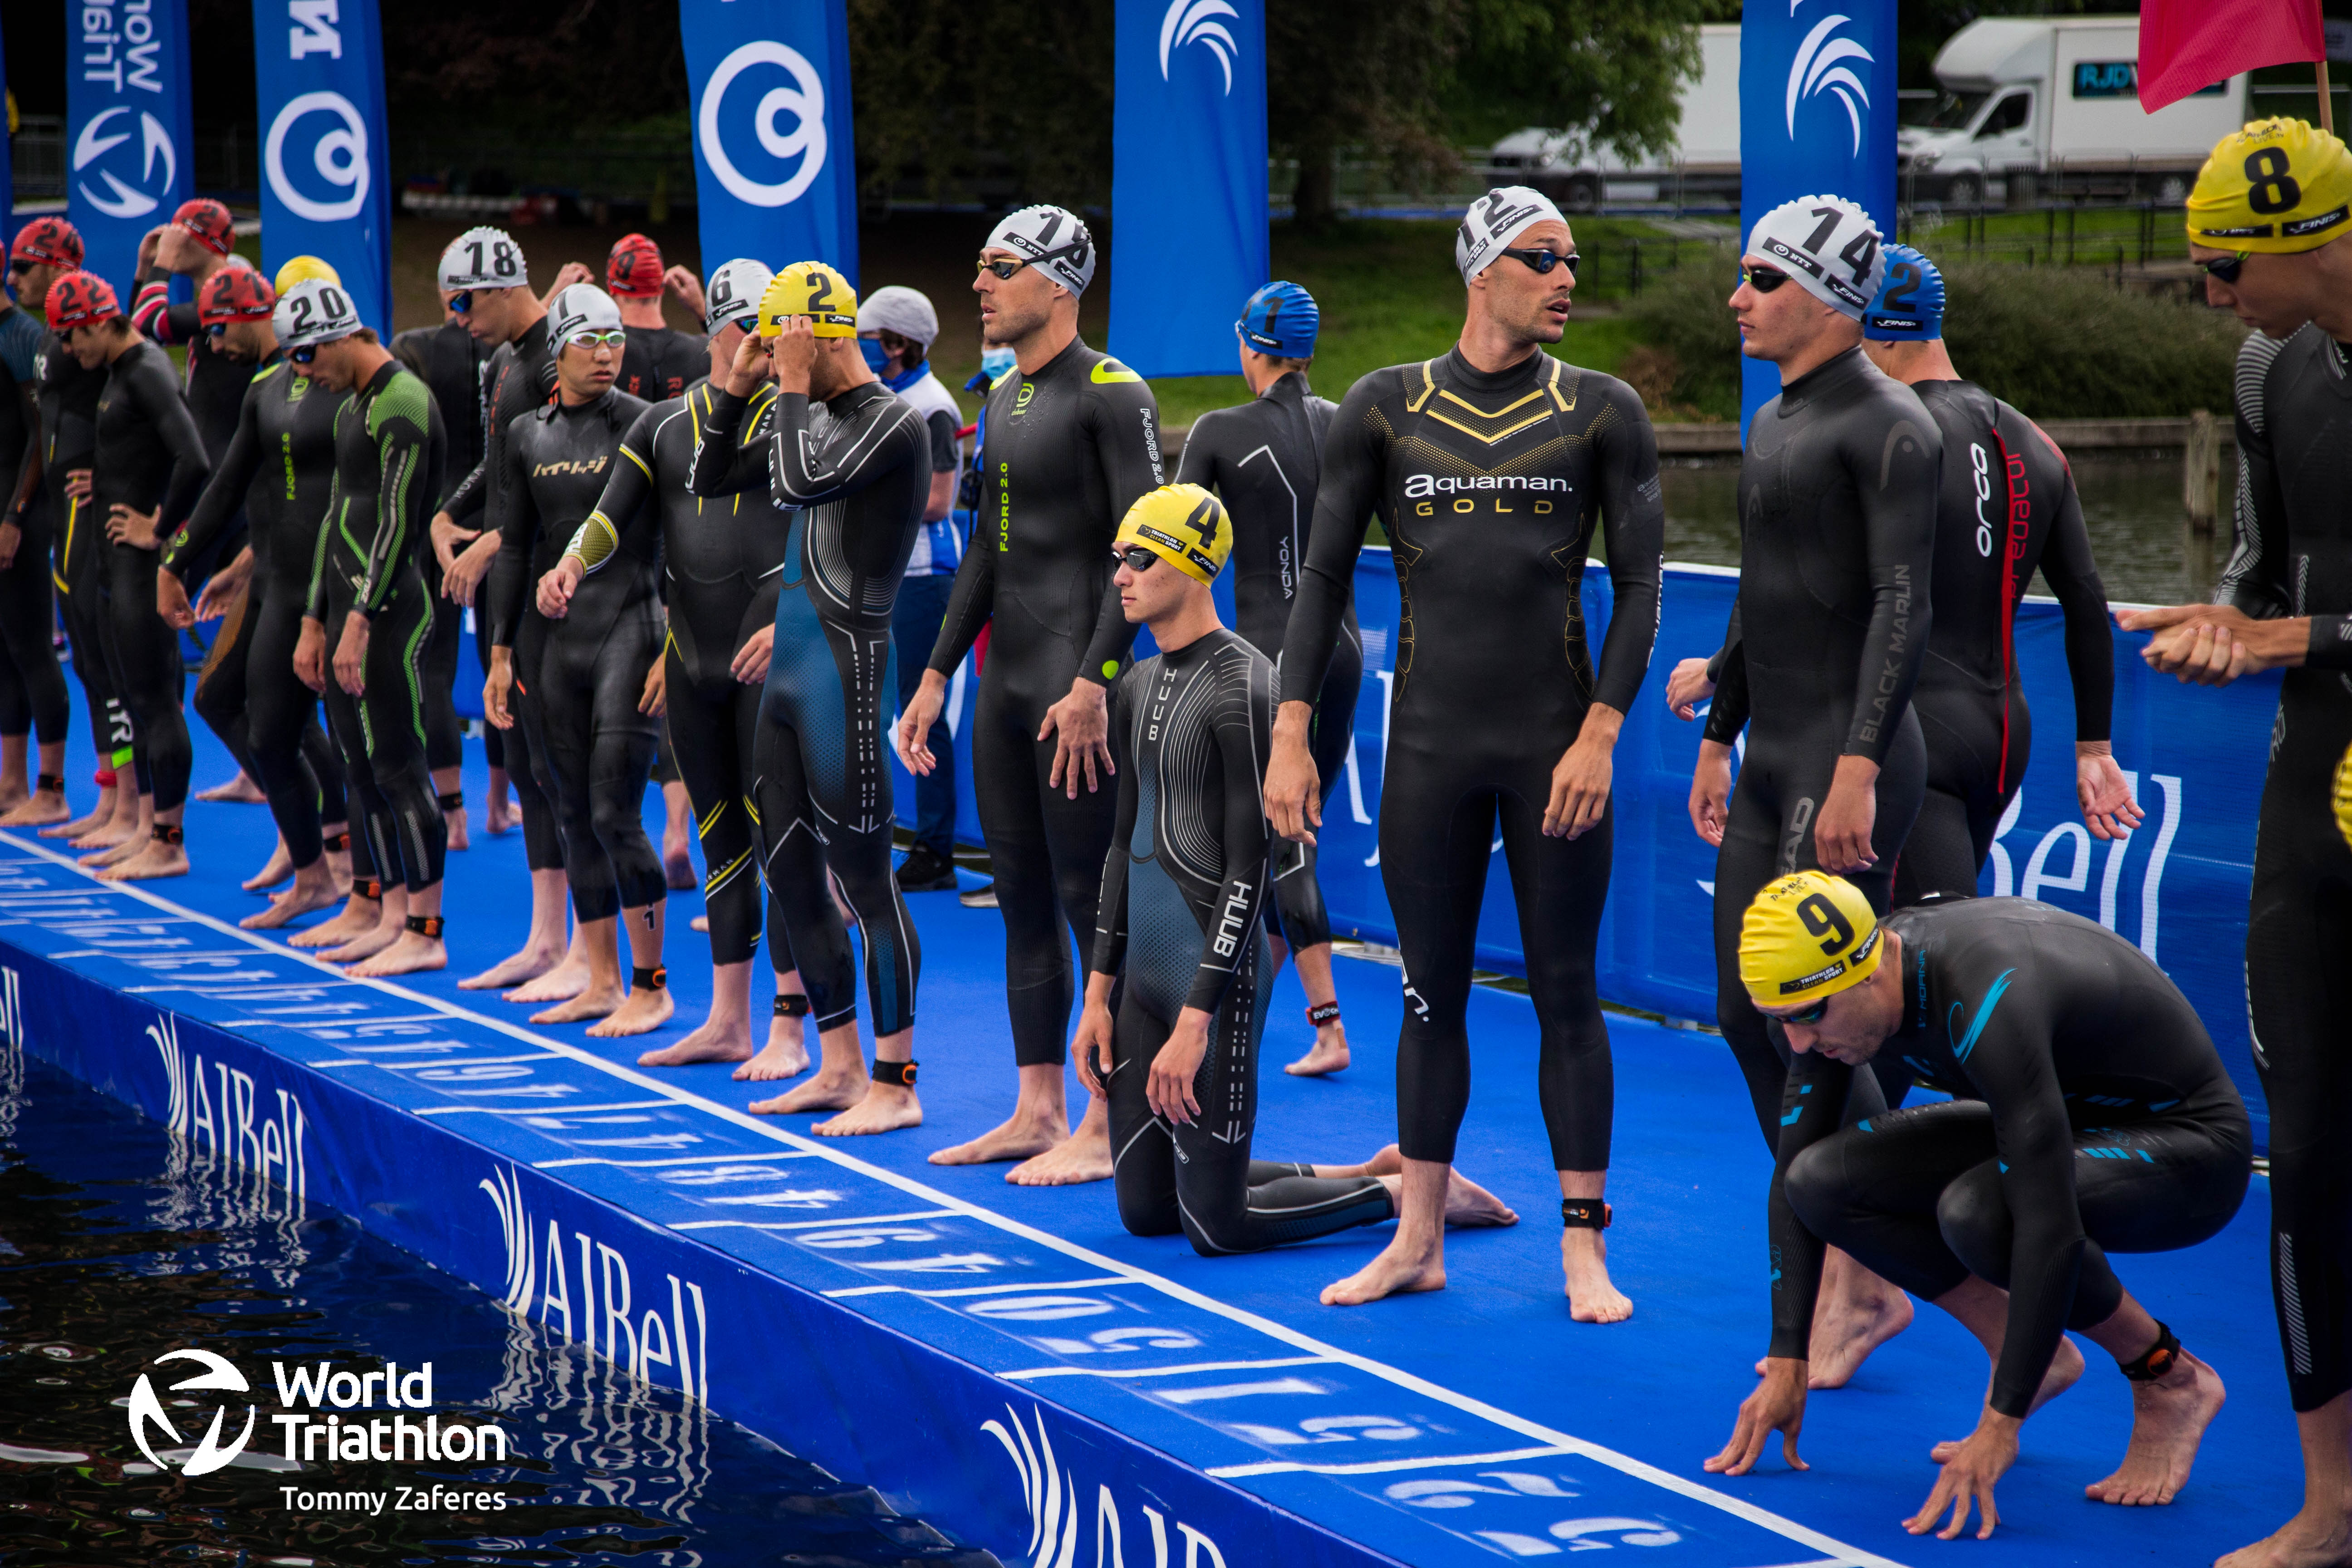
[1488, 24, 1740, 212]
[1899, 17, 2248, 206]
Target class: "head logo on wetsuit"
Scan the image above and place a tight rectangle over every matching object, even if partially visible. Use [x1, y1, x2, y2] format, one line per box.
[1117, 484, 1232, 584]
[2189, 118, 2352, 250]
[1864, 244, 1944, 341]
[759, 262, 858, 338]
[1739, 870, 1883, 1004]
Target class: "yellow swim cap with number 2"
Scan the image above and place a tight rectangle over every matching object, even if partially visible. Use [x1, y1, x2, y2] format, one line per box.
[2188, 118, 2352, 254]
[759, 261, 858, 338]
[1739, 870, 1884, 1008]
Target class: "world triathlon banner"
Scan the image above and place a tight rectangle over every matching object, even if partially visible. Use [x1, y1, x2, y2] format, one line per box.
[1738, 0, 1897, 432]
[1109, 0, 1269, 377]
[250, 0, 394, 331]
[66, 0, 196, 294]
[680, 0, 858, 288]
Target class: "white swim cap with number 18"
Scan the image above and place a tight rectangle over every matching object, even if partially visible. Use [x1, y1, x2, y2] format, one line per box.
[1745, 195, 1886, 318]
[439, 226, 529, 293]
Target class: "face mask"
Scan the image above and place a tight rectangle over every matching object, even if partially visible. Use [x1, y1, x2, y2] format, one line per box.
[981, 346, 1017, 379]
[858, 338, 892, 373]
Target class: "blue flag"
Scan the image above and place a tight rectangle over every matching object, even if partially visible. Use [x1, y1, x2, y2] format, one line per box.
[252, 0, 394, 331]
[66, 0, 196, 296]
[1739, 1, 1896, 432]
[681, 0, 858, 285]
[1110, 0, 1268, 377]
[1, 22, 15, 242]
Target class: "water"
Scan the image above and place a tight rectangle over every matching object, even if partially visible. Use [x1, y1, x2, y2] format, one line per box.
[0, 1050, 995, 1568]
[1660, 450, 2235, 606]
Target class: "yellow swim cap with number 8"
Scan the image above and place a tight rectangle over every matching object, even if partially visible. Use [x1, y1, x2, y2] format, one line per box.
[1739, 870, 1884, 1007]
[759, 261, 858, 338]
[2188, 118, 2352, 254]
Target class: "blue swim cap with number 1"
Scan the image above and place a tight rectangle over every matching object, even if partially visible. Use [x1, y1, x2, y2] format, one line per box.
[1237, 280, 1318, 358]
[1864, 244, 1945, 341]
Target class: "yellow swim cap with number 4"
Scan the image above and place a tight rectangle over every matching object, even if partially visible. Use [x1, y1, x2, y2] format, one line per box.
[759, 261, 858, 338]
[1739, 870, 1884, 1007]
[1116, 484, 1232, 585]
[2189, 118, 2352, 253]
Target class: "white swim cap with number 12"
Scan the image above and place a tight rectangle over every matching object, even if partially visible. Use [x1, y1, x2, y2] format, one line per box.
[439, 226, 529, 292]
[1745, 195, 1886, 318]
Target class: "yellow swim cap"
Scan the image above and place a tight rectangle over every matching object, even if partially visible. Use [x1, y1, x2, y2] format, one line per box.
[2334, 740, 2352, 854]
[1739, 871, 1883, 1007]
[759, 261, 858, 338]
[2188, 119, 2352, 254]
[274, 255, 340, 294]
[1116, 484, 1232, 585]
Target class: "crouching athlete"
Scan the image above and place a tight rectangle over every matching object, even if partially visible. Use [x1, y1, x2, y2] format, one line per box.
[1710, 872, 2247, 1541]
[1074, 485, 1515, 1253]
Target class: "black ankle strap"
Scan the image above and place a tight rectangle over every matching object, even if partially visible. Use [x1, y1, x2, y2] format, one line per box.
[354, 878, 382, 902]
[774, 993, 810, 1018]
[632, 965, 666, 991]
[2118, 1321, 2181, 1382]
[325, 830, 351, 854]
[35, 773, 64, 794]
[404, 914, 445, 939]
[437, 790, 466, 813]
[871, 1058, 917, 1087]
[1561, 1200, 1612, 1231]
[1307, 1001, 1341, 1027]
[151, 822, 184, 846]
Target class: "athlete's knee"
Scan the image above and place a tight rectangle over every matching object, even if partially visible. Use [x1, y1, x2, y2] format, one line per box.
[589, 788, 651, 848]
[1934, 1169, 2015, 1288]
[1780, 1140, 1851, 1242]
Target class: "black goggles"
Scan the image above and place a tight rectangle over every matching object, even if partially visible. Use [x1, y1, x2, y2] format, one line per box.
[1741, 266, 1793, 293]
[1777, 995, 1833, 1026]
[289, 344, 318, 364]
[447, 289, 475, 315]
[2199, 252, 2249, 285]
[978, 240, 1085, 281]
[1500, 246, 1578, 277]
[1113, 546, 1161, 572]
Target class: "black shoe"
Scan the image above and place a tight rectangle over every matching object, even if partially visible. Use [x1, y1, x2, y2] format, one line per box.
[958, 880, 998, 909]
[897, 846, 959, 892]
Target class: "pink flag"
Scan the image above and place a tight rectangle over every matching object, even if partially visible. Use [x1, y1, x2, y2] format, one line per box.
[2140, 0, 2324, 113]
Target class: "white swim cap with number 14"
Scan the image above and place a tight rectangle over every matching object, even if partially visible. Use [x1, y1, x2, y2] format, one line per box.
[1745, 196, 1886, 318]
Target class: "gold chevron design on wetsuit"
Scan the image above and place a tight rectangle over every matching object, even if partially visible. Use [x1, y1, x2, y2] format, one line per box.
[1404, 357, 1582, 444]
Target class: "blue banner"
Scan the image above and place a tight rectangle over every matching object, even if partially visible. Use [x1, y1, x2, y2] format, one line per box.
[1737, 0, 1897, 432]
[1109, 0, 1268, 377]
[65, 0, 195, 296]
[1, 20, 16, 232]
[681, 0, 858, 286]
[251, 0, 394, 332]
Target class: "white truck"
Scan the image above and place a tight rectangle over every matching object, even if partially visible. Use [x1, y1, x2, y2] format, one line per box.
[1487, 23, 1740, 212]
[1899, 17, 2249, 206]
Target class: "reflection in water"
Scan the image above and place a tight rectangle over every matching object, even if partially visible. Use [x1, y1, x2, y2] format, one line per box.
[1660, 451, 2235, 608]
[0, 1048, 997, 1566]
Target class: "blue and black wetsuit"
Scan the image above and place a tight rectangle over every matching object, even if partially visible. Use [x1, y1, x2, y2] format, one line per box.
[0, 305, 67, 759]
[1095, 627, 1394, 1254]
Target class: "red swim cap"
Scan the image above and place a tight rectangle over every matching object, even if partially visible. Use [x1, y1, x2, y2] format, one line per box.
[10, 216, 84, 270]
[607, 233, 664, 298]
[199, 265, 278, 326]
[174, 198, 237, 257]
[45, 271, 121, 331]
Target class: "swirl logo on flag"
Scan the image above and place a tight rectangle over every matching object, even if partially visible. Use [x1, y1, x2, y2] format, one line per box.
[1159, 0, 1241, 93]
[73, 106, 177, 220]
[265, 90, 371, 223]
[1784, 6, 1876, 156]
[697, 40, 828, 207]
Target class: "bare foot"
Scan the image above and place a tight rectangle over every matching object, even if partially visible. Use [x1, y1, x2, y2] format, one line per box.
[1441, 1170, 1517, 1227]
[196, 771, 266, 804]
[98, 840, 190, 882]
[640, 1014, 755, 1067]
[484, 794, 515, 835]
[1930, 1340, 2088, 1470]
[1285, 1024, 1351, 1076]
[587, 985, 676, 1037]
[506, 959, 592, 1004]
[813, 1082, 922, 1136]
[288, 899, 380, 948]
[1322, 1232, 1446, 1306]
[241, 874, 344, 930]
[43, 799, 113, 838]
[323, 917, 402, 964]
[242, 840, 294, 892]
[531, 981, 625, 1025]
[77, 826, 142, 863]
[0, 787, 70, 827]
[444, 808, 470, 853]
[347, 931, 447, 978]
[731, 1029, 812, 1081]
[927, 1112, 1065, 1167]
[1007, 1119, 1113, 1186]
[1560, 1224, 1633, 1323]
[663, 839, 696, 891]
[749, 1062, 870, 1116]
[1797, 1275, 1915, 1389]
[457, 945, 562, 990]
[2083, 1351, 2225, 1507]
[2217, 1507, 2352, 1567]
[690, 914, 709, 933]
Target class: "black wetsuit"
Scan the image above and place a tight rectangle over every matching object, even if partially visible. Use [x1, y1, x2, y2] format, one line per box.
[0, 306, 67, 753]
[1280, 348, 1665, 1173]
[1770, 899, 2249, 1417]
[2221, 325, 2352, 1414]
[163, 357, 350, 868]
[586, 380, 794, 973]
[1096, 628, 1395, 1252]
[392, 320, 489, 784]
[618, 325, 706, 404]
[926, 338, 1165, 1064]
[1704, 347, 1938, 1147]
[93, 338, 211, 813]
[1894, 382, 2112, 904]
[689, 377, 930, 1034]
[1176, 372, 1359, 953]
[32, 333, 130, 787]
[491, 389, 663, 925]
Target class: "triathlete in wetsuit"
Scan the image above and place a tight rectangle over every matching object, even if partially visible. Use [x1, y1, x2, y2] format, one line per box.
[898, 206, 1164, 1177]
[0, 266, 68, 826]
[1857, 246, 2135, 902]
[1268, 188, 1663, 1315]
[1712, 875, 2242, 1539]
[1695, 196, 1936, 1146]
[607, 234, 706, 402]
[289, 280, 450, 979]
[686, 265, 930, 1132]
[492, 284, 668, 1031]
[1176, 279, 1358, 1076]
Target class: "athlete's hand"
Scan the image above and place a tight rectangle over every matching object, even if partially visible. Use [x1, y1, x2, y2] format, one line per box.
[2118, 603, 2300, 686]
[768, 316, 816, 395]
[0, 520, 19, 570]
[443, 530, 500, 607]
[1666, 657, 1716, 721]
[897, 670, 948, 774]
[1263, 701, 1322, 845]
[1705, 1357, 1808, 1477]
[2076, 744, 2142, 841]
[664, 266, 706, 323]
[137, 225, 167, 279]
[155, 568, 195, 630]
[483, 648, 516, 731]
[153, 224, 201, 274]
[1040, 678, 1114, 798]
[1546, 703, 1622, 839]
[64, 469, 94, 505]
[294, 617, 328, 693]
[541, 261, 593, 307]
[726, 331, 773, 399]
[1147, 1009, 1213, 1126]
[191, 546, 253, 622]
[105, 503, 162, 550]
[1814, 755, 1881, 874]
[730, 624, 774, 686]
[1906, 1411, 2019, 1540]
[1689, 739, 1733, 847]
[638, 656, 667, 718]
[333, 612, 370, 697]
[537, 559, 583, 619]
[1071, 974, 1118, 1098]
[431, 510, 479, 574]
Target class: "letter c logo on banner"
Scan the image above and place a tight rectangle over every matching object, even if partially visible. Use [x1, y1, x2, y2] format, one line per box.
[697, 40, 828, 208]
[265, 91, 371, 223]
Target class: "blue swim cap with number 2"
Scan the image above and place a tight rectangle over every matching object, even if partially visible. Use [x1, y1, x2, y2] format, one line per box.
[1864, 244, 1945, 342]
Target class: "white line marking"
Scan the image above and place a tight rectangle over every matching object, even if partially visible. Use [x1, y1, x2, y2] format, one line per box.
[532, 1151, 817, 1169]
[1005, 1357, 1338, 1382]
[1208, 1445, 1577, 1480]
[377, 1052, 564, 1068]
[0, 830, 1908, 1568]
[671, 1209, 958, 1232]
[414, 1099, 676, 1116]
[1156, 1377, 1326, 1404]
[824, 1275, 1133, 1301]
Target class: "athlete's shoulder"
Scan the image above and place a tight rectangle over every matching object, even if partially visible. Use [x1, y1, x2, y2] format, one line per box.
[369, 364, 436, 435]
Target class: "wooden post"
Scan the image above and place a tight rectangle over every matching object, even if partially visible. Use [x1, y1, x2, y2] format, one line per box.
[2185, 408, 2220, 600]
[2322, 60, 2336, 137]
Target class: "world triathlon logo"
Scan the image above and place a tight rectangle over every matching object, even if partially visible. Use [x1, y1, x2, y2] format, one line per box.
[1784, 5, 1877, 157]
[73, 106, 177, 220]
[1159, 0, 1241, 95]
[126, 1348, 256, 1476]
[696, 40, 828, 207]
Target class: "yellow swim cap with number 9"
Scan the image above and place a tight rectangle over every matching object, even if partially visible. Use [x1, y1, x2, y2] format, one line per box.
[759, 261, 858, 338]
[2188, 118, 2352, 253]
[1739, 870, 1883, 1007]
[1116, 484, 1232, 585]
